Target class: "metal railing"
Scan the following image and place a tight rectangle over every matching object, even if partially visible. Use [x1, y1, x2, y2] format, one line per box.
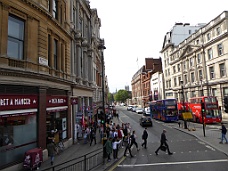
[41, 148, 103, 171]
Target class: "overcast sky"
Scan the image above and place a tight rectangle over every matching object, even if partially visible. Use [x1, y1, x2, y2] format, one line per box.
[90, 0, 228, 93]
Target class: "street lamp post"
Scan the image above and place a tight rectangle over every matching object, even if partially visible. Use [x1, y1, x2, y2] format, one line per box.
[180, 80, 187, 129]
[98, 43, 106, 163]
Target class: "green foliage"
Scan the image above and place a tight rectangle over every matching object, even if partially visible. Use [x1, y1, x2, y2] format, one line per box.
[114, 89, 129, 102]
[108, 92, 114, 103]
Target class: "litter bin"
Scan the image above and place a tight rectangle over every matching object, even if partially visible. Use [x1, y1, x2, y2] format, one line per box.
[23, 148, 43, 170]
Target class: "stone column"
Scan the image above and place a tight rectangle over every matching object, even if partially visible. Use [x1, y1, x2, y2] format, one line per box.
[38, 87, 47, 149]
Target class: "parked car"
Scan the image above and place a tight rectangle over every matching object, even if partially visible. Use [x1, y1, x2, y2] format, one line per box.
[127, 105, 133, 111]
[139, 116, 153, 127]
[136, 107, 144, 114]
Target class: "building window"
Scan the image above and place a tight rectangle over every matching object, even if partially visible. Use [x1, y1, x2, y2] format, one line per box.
[168, 68, 170, 76]
[191, 91, 196, 97]
[189, 30, 191, 34]
[7, 15, 24, 59]
[48, 34, 51, 66]
[216, 27, 221, 36]
[207, 33, 211, 41]
[209, 66, 215, 79]
[208, 48, 213, 60]
[211, 88, 217, 96]
[191, 72, 194, 83]
[178, 76, 181, 86]
[177, 64, 180, 72]
[173, 66, 176, 73]
[197, 53, 201, 64]
[54, 39, 58, 69]
[219, 63, 226, 77]
[183, 61, 186, 70]
[217, 43, 223, 56]
[174, 77, 177, 86]
[53, 0, 58, 19]
[196, 39, 199, 45]
[223, 87, 228, 96]
[190, 58, 194, 67]
[198, 70, 203, 80]
[184, 75, 187, 84]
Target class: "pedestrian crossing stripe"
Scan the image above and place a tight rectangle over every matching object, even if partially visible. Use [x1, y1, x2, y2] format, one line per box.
[118, 159, 228, 167]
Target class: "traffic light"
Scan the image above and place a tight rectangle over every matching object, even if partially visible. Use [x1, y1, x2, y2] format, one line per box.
[224, 96, 228, 113]
[201, 101, 205, 115]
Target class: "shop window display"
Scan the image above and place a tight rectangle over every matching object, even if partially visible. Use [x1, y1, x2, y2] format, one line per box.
[0, 114, 37, 168]
[46, 111, 67, 144]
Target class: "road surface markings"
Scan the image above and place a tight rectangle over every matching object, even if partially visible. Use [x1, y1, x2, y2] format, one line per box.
[205, 145, 215, 151]
[118, 159, 228, 168]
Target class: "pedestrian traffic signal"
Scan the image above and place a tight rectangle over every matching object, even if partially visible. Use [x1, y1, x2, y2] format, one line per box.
[224, 96, 228, 113]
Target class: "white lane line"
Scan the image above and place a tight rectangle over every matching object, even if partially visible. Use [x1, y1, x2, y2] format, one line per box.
[118, 159, 228, 168]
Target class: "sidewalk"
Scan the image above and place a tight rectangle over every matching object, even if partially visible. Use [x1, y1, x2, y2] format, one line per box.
[39, 116, 124, 171]
[174, 118, 228, 156]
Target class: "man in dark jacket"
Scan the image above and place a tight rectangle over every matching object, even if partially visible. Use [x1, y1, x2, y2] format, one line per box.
[155, 129, 173, 155]
[141, 128, 148, 149]
[219, 123, 228, 144]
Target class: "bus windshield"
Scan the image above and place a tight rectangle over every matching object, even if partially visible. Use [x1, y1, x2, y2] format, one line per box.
[166, 109, 178, 116]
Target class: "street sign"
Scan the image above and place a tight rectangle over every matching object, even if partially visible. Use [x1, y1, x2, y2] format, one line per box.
[182, 112, 193, 120]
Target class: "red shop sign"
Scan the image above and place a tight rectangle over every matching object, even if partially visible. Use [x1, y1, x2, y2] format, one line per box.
[0, 95, 38, 111]
[46, 95, 67, 107]
[71, 98, 78, 105]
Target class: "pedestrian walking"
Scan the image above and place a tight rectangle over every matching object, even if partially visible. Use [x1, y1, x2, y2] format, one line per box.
[104, 137, 113, 162]
[130, 130, 140, 151]
[155, 129, 173, 155]
[219, 123, 228, 144]
[123, 133, 133, 157]
[90, 127, 96, 146]
[112, 138, 122, 159]
[141, 127, 148, 149]
[47, 141, 57, 165]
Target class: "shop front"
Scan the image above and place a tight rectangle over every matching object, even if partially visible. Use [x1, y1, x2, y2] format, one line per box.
[0, 95, 38, 168]
[46, 95, 68, 145]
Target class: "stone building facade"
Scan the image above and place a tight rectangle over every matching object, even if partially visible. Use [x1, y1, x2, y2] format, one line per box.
[0, 0, 106, 169]
[161, 11, 228, 117]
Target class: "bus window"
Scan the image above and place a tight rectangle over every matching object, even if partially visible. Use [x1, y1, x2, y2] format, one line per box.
[166, 109, 177, 116]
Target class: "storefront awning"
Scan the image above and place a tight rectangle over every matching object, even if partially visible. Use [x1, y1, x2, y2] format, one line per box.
[46, 106, 68, 112]
[0, 109, 37, 117]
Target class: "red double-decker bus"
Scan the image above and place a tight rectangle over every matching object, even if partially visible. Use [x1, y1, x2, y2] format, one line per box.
[188, 96, 222, 124]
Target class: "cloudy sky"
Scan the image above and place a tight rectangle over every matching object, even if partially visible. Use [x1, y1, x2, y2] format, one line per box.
[90, 0, 228, 93]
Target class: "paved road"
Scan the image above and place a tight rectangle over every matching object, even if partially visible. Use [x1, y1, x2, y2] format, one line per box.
[109, 107, 228, 171]
[36, 106, 228, 171]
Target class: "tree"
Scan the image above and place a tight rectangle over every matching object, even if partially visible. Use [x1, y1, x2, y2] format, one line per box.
[114, 89, 129, 103]
[108, 92, 114, 104]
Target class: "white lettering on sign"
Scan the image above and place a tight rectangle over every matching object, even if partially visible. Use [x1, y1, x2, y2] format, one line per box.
[49, 98, 65, 104]
[14, 98, 31, 105]
[0, 98, 35, 106]
[0, 99, 10, 106]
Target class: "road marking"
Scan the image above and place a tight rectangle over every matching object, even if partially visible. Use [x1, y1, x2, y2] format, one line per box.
[118, 159, 228, 168]
[206, 145, 215, 151]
